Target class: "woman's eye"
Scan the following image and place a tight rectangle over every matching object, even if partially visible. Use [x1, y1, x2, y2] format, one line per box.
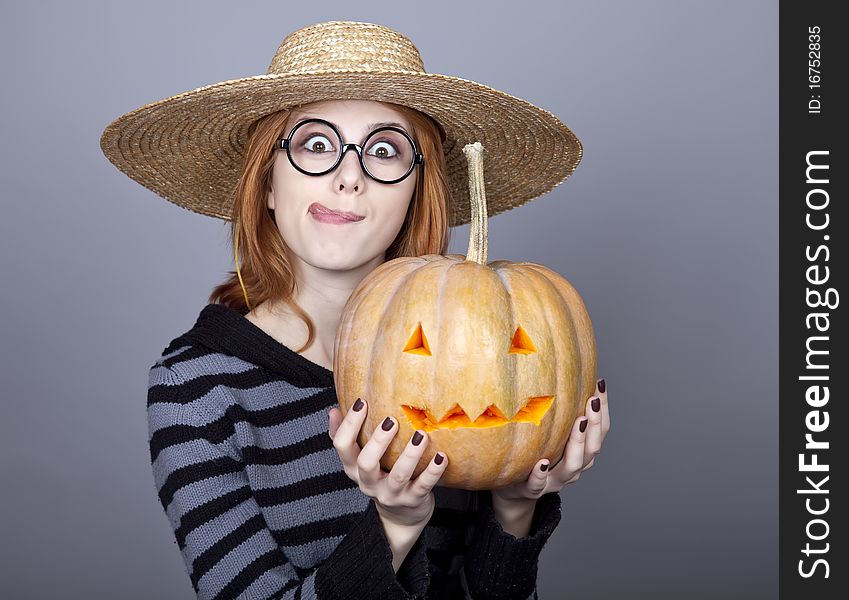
[303, 134, 335, 153]
[367, 140, 398, 159]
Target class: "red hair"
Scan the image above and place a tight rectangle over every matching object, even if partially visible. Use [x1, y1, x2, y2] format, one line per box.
[208, 103, 452, 353]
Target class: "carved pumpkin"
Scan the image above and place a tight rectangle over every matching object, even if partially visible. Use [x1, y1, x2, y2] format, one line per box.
[333, 142, 596, 489]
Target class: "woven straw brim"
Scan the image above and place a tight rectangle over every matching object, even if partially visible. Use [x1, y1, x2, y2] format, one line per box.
[100, 70, 583, 228]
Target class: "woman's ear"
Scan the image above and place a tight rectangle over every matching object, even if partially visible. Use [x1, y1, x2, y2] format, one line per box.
[267, 188, 275, 210]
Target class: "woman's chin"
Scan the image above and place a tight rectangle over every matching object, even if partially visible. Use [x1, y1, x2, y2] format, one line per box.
[305, 251, 366, 273]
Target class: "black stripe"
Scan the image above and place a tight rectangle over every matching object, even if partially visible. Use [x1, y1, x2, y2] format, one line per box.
[224, 396, 337, 428]
[160, 344, 217, 369]
[158, 456, 243, 507]
[271, 512, 363, 547]
[148, 370, 336, 423]
[292, 564, 313, 579]
[148, 367, 332, 408]
[148, 369, 273, 406]
[149, 417, 233, 462]
[263, 577, 302, 600]
[150, 399, 336, 464]
[162, 333, 197, 358]
[254, 471, 358, 507]
[191, 514, 269, 587]
[241, 432, 333, 466]
[154, 431, 336, 505]
[212, 548, 288, 600]
[175, 486, 253, 549]
[149, 376, 336, 433]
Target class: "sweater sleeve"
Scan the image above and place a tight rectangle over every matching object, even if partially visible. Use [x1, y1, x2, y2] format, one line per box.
[147, 363, 429, 600]
[462, 490, 562, 600]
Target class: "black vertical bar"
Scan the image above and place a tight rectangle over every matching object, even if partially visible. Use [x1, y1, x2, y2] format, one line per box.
[779, 1, 847, 598]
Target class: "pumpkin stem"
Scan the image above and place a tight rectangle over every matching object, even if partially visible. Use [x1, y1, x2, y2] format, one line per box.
[462, 142, 488, 265]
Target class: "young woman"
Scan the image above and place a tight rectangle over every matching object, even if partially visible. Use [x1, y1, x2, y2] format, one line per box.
[102, 21, 610, 600]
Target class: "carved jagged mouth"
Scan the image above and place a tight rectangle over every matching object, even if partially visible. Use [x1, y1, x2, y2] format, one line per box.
[402, 396, 555, 432]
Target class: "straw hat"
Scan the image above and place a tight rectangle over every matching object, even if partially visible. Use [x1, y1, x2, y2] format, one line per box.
[99, 20, 583, 227]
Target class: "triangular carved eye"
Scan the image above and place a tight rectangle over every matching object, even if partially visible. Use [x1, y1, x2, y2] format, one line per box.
[403, 322, 431, 355]
[509, 325, 537, 354]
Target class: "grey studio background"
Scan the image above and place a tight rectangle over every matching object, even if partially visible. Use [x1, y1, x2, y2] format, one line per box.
[0, 1, 777, 598]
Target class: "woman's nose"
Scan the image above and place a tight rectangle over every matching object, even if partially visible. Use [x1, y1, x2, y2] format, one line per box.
[336, 147, 365, 186]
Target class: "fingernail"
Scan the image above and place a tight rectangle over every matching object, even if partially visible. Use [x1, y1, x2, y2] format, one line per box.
[591, 397, 600, 412]
[352, 398, 364, 412]
[381, 417, 394, 431]
[579, 418, 588, 433]
[540, 462, 549, 472]
[598, 379, 606, 393]
[412, 430, 424, 446]
[434, 452, 445, 465]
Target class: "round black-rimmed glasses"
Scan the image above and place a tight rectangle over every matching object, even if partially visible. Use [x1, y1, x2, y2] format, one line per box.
[278, 118, 424, 184]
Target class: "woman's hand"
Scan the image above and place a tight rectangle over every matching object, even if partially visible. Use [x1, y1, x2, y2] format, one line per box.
[329, 399, 448, 526]
[490, 378, 610, 534]
[329, 399, 449, 570]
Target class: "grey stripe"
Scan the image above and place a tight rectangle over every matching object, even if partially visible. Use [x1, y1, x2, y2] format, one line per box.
[281, 536, 345, 570]
[261, 487, 368, 531]
[148, 379, 329, 432]
[231, 411, 334, 449]
[160, 345, 193, 361]
[162, 356, 330, 409]
[148, 363, 178, 387]
[151, 436, 238, 483]
[300, 571, 317, 598]
[242, 566, 317, 600]
[147, 389, 234, 435]
[245, 447, 341, 488]
[229, 379, 330, 411]
[195, 526, 283, 599]
[147, 402, 196, 436]
[165, 471, 247, 526]
[168, 351, 257, 379]
[182, 498, 260, 565]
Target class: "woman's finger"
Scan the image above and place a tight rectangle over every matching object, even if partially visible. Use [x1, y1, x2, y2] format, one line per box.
[356, 416, 399, 488]
[597, 378, 611, 436]
[331, 398, 367, 471]
[526, 459, 551, 497]
[327, 407, 344, 440]
[384, 429, 429, 496]
[408, 452, 449, 497]
[551, 415, 587, 484]
[584, 393, 604, 465]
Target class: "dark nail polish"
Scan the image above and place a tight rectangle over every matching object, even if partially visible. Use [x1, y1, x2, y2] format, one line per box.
[540, 462, 549, 472]
[598, 379, 606, 393]
[412, 431, 424, 446]
[381, 417, 394, 431]
[352, 398, 364, 412]
[579, 418, 588, 433]
[591, 397, 600, 412]
[434, 452, 445, 465]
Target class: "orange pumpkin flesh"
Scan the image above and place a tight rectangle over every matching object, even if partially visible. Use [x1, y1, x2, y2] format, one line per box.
[402, 396, 555, 432]
[333, 142, 596, 489]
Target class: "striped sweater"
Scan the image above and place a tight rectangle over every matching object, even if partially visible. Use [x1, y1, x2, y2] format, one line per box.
[146, 303, 562, 599]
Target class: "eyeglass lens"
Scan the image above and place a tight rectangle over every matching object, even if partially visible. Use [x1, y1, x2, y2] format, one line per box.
[288, 121, 415, 182]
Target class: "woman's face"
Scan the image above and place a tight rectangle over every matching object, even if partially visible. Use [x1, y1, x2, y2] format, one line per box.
[267, 99, 418, 273]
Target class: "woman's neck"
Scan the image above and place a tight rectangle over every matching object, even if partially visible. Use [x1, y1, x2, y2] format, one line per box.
[247, 253, 385, 370]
